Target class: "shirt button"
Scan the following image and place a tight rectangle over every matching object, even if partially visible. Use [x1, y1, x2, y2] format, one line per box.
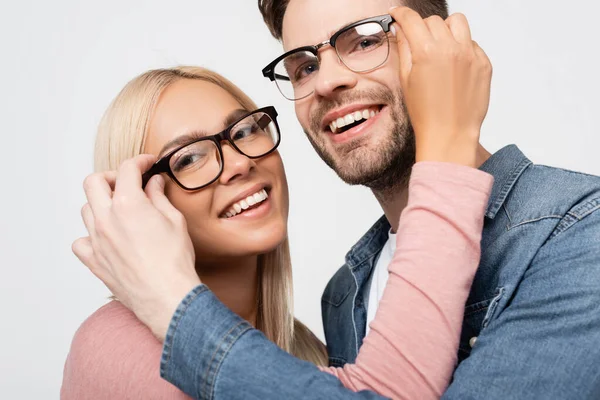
[469, 336, 478, 348]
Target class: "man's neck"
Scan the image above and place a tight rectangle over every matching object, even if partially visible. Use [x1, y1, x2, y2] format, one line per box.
[373, 145, 492, 233]
[196, 256, 259, 326]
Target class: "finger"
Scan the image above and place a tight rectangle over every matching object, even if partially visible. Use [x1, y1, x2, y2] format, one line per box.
[446, 13, 472, 44]
[472, 40, 491, 67]
[145, 175, 182, 221]
[102, 171, 117, 192]
[392, 23, 413, 87]
[83, 172, 115, 217]
[115, 154, 157, 199]
[72, 237, 118, 290]
[389, 7, 433, 51]
[72, 237, 95, 267]
[81, 203, 96, 236]
[424, 15, 452, 41]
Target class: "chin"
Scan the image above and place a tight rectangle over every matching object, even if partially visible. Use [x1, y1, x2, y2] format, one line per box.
[206, 221, 287, 259]
[242, 223, 288, 255]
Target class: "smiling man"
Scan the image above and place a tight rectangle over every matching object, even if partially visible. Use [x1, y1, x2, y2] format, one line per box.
[257, 2, 600, 398]
[72, 0, 600, 399]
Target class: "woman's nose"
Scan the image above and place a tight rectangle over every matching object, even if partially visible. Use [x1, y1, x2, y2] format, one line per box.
[218, 143, 256, 184]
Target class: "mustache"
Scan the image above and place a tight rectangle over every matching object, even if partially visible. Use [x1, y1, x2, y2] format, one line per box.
[309, 88, 398, 133]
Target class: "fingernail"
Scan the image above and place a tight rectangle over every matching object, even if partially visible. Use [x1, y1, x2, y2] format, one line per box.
[390, 25, 397, 35]
[389, 6, 399, 11]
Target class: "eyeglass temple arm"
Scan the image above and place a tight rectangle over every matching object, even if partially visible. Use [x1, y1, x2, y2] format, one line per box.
[262, 66, 290, 82]
[141, 170, 153, 190]
[274, 73, 290, 82]
[141, 162, 162, 190]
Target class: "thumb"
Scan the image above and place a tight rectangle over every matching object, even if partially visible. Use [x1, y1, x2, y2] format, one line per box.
[145, 175, 181, 220]
[393, 22, 412, 89]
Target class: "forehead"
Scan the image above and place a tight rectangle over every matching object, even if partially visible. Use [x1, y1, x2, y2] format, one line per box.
[147, 79, 241, 150]
[282, 0, 398, 50]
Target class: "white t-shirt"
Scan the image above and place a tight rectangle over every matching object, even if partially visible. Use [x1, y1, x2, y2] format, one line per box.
[365, 230, 396, 336]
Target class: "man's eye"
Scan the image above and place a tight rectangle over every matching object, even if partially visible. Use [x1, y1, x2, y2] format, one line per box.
[293, 61, 319, 83]
[353, 36, 382, 52]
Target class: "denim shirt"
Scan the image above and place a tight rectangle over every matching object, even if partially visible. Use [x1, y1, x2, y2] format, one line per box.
[160, 145, 600, 400]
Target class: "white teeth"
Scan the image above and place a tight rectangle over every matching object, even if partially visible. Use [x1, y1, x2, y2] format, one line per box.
[328, 108, 380, 133]
[224, 189, 269, 218]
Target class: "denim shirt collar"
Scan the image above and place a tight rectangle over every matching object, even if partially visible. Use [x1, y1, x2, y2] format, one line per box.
[344, 215, 391, 270]
[345, 144, 532, 268]
[479, 145, 533, 219]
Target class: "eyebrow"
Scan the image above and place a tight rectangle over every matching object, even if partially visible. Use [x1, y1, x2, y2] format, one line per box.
[158, 108, 249, 157]
[285, 21, 347, 52]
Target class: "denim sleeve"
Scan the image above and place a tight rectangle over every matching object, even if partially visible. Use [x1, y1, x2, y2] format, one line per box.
[443, 208, 600, 399]
[160, 285, 389, 400]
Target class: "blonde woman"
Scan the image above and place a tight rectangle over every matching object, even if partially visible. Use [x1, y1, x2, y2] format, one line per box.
[62, 63, 492, 399]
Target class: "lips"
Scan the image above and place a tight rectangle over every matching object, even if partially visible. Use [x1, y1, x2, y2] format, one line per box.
[322, 104, 384, 134]
[223, 189, 269, 218]
[219, 184, 271, 218]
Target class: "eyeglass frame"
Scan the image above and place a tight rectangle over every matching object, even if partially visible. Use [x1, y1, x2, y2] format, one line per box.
[141, 106, 281, 191]
[261, 14, 396, 100]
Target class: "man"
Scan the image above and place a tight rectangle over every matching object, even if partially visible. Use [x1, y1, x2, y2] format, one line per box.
[258, 2, 600, 398]
[74, 1, 600, 399]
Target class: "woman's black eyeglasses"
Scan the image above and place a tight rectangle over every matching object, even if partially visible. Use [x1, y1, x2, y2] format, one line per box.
[141, 106, 281, 191]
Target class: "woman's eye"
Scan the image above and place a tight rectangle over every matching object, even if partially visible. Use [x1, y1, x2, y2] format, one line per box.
[173, 152, 205, 171]
[232, 125, 258, 141]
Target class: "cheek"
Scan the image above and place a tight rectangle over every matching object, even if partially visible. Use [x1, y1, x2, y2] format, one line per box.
[377, 57, 402, 93]
[295, 100, 311, 130]
[165, 181, 212, 219]
[275, 160, 290, 219]
[165, 182, 219, 247]
[256, 152, 289, 220]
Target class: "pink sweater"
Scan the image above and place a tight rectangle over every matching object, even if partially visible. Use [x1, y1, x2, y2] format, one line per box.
[61, 162, 493, 400]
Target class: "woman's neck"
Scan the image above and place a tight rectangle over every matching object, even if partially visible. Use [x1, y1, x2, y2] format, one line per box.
[196, 256, 259, 327]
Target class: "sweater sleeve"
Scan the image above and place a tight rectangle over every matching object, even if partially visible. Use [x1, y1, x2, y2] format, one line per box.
[319, 162, 494, 400]
[61, 301, 192, 400]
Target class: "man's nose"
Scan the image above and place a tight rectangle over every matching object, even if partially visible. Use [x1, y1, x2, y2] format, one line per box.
[313, 48, 358, 99]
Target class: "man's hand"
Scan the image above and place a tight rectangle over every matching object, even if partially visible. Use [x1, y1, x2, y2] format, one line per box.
[390, 7, 492, 167]
[72, 154, 201, 341]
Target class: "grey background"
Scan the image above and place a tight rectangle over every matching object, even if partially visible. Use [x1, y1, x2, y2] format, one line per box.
[0, 0, 598, 397]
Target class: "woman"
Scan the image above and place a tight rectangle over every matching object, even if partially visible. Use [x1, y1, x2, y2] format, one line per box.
[62, 66, 492, 399]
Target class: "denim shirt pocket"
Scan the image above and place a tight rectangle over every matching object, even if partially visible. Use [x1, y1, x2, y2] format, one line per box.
[322, 272, 356, 367]
[458, 287, 505, 362]
[322, 286, 353, 367]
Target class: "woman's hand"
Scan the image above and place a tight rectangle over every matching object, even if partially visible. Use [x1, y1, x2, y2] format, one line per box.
[389, 7, 492, 167]
[72, 154, 201, 341]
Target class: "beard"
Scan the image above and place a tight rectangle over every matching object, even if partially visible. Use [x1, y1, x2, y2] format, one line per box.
[305, 87, 415, 192]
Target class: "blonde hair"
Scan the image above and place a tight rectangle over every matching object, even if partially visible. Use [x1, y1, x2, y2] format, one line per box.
[94, 66, 328, 366]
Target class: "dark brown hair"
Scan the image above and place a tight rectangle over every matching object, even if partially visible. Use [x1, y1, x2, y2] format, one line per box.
[258, 0, 449, 40]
